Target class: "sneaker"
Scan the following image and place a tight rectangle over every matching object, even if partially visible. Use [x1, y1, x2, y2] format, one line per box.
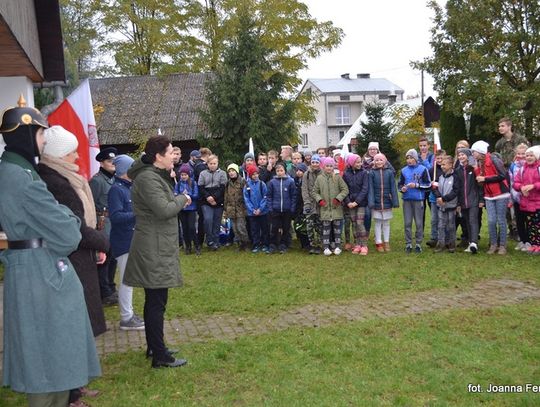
[360, 246, 368, 255]
[102, 292, 118, 306]
[344, 243, 353, 251]
[312, 247, 321, 255]
[497, 246, 507, 255]
[120, 315, 145, 331]
[333, 247, 342, 255]
[415, 245, 422, 254]
[464, 244, 472, 253]
[486, 244, 498, 255]
[251, 246, 260, 253]
[384, 242, 391, 252]
[323, 248, 332, 256]
[375, 243, 384, 253]
[521, 242, 532, 252]
[261, 246, 269, 253]
[352, 245, 362, 254]
[515, 242, 525, 251]
[405, 245, 412, 254]
[433, 242, 446, 253]
[267, 245, 276, 254]
[469, 242, 478, 254]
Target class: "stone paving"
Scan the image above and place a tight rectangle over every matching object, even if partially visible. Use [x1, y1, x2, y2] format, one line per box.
[1, 279, 540, 368]
[92, 279, 540, 355]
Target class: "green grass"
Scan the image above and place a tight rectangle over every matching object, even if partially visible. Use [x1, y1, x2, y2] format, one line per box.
[3, 304, 540, 406]
[2, 207, 540, 405]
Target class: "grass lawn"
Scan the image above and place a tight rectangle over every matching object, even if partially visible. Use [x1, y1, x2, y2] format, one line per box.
[2, 207, 540, 405]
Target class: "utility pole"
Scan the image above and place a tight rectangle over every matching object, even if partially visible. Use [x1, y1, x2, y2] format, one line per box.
[421, 69, 425, 132]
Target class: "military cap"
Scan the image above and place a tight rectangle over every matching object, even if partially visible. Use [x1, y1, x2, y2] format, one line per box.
[0, 95, 48, 133]
[95, 147, 117, 162]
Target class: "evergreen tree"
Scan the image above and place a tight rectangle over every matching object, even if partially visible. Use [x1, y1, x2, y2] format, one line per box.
[200, 14, 297, 164]
[439, 109, 466, 154]
[356, 103, 399, 170]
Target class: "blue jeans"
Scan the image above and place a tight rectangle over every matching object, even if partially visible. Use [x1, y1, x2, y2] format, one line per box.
[485, 198, 508, 246]
[201, 205, 224, 246]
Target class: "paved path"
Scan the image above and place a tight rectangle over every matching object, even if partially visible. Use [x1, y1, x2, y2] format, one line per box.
[94, 279, 540, 355]
[1, 279, 540, 372]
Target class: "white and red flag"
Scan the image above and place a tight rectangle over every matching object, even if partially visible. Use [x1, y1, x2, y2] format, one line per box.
[48, 79, 100, 179]
[433, 128, 442, 153]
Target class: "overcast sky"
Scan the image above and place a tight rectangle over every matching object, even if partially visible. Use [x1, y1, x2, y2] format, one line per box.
[299, 0, 444, 98]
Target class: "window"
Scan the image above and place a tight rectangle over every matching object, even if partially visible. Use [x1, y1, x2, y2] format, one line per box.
[340, 95, 350, 101]
[338, 131, 345, 139]
[335, 105, 350, 125]
[301, 133, 308, 145]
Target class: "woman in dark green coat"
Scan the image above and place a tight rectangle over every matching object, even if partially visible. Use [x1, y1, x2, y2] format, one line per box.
[124, 136, 190, 369]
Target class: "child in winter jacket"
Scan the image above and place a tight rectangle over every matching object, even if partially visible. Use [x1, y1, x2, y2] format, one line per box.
[455, 148, 483, 254]
[513, 146, 540, 254]
[433, 156, 462, 253]
[198, 155, 227, 250]
[266, 163, 297, 253]
[368, 153, 399, 252]
[302, 154, 323, 254]
[426, 150, 445, 248]
[398, 149, 431, 253]
[343, 153, 369, 254]
[472, 140, 511, 255]
[243, 164, 269, 253]
[313, 157, 349, 256]
[175, 164, 200, 255]
[224, 163, 250, 251]
[293, 163, 309, 250]
[509, 143, 530, 251]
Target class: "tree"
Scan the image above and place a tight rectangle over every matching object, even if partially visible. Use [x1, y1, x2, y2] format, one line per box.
[388, 104, 425, 168]
[200, 14, 297, 164]
[439, 108, 466, 154]
[194, 0, 343, 93]
[417, 0, 540, 141]
[98, 0, 203, 75]
[60, 0, 104, 82]
[356, 103, 399, 169]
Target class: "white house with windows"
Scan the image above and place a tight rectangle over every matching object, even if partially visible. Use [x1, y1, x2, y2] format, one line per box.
[297, 73, 404, 151]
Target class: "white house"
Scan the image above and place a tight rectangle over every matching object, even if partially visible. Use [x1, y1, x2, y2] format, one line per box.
[297, 73, 404, 151]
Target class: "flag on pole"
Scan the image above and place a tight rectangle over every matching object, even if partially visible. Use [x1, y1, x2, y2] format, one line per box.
[47, 79, 100, 179]
[248, 137, 254, 155]
[433, 128, 442, 153]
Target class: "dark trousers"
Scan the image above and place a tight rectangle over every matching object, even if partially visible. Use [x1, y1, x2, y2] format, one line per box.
[269, 212, 292, 249]
[197, 207, 205, 247]
[180, 210, 198, 249]
[514, 202, 529, 243]
[98, 249, 117, 298]
[144, 287, 169, 361]
[249, 214, 269, 247]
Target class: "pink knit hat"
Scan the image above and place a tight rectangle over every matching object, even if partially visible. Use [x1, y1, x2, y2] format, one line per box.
[346, 153, 360, 168]
[374, 153, 387, 163]
[320, 157, 335, 168]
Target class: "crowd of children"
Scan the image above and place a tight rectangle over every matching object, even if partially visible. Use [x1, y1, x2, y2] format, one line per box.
[172, 137, 540, 256]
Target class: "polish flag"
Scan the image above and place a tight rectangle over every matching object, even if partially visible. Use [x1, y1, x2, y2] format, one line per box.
[47, 79, 100, 179]
[433, 128, 442, 153]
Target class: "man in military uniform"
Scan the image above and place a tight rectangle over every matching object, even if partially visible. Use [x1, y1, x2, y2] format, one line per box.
[0, 96, 100, 406]
[89, 146, 118, 305]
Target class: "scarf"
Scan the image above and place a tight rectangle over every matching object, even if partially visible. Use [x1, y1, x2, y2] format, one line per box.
[41, 154, 97, 228]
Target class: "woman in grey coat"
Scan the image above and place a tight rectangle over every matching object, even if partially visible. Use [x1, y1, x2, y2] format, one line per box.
[124, 136, 190, 368]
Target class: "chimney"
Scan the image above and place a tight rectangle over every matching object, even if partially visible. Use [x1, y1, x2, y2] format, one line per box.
[357, 73, 370, 79]
[341, 73, 350, 79]
[388, 87, 397, 105]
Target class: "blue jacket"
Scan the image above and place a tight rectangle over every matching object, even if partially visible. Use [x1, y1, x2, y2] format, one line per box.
[267, 175, 297, 213]
[342, 167, 369, 207]
[368, 167, 399, 210]
[108, 177, 135, 258]
[174, 178, 199, 211]
[398, 164, 431, 201]
[243, 178, 268, 216]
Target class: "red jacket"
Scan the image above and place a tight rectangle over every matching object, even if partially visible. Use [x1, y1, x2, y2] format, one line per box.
[513, 161, 540, 212]
[474, 153, 509, 199]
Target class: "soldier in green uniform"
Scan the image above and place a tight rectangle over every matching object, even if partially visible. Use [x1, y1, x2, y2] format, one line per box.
[0, 97, 100, 406]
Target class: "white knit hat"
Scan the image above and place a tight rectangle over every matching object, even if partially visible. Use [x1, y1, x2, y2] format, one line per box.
[471, 140, 489, 155]
[43, 125, 78, 158]
[526, 145, 540, 161]
[368, 141, 379, 150]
